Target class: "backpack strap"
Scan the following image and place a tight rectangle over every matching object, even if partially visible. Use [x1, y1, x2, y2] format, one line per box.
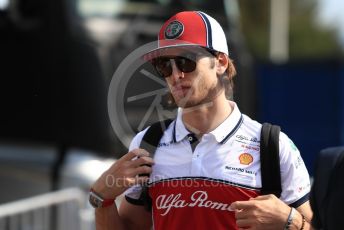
[140, 119, 174, 156]
[138, 119, 174, 211]
[260, 123, 282, 197]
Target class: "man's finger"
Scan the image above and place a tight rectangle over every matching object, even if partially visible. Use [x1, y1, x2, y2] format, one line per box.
[132, 148, 150, 157]
[130, 156, 154, 168]
[134, 165, 153, 176]
[119, 148, 150, 162]
[230, 200, 256, 210]
[249, 194, 275, 201]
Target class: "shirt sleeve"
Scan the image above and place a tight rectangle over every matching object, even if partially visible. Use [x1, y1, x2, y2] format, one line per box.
[278, 132, 311, 207]
[124, 128, 149, 205]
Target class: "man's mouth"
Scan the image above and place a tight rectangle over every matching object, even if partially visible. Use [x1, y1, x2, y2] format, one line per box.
[172, 85, 192, 96]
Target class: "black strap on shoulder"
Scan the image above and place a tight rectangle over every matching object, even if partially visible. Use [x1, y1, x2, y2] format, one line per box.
[138, 119, 173, 211]
[260, 123, 282, 197]
[140, 119, 173, 155]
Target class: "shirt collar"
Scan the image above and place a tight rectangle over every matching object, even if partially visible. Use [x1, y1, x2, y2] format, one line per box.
[173, 107, 191, 143]
[173, 101, 243, 144]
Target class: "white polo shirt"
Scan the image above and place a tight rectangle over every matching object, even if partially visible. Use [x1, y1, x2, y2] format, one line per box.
[125, 101, 310, 229]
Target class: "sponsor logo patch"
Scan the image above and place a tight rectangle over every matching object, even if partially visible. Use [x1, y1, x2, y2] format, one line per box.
[241, 144, 260, 152]
[235, 135, 260, 144]
[289, 140, 298, 152]
[239, 153, 253, 165]
[157, 141, 174, 148]
[225, 166, 257, 175]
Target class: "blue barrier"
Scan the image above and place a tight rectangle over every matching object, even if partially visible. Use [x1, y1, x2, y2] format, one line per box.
[256, 60, 344, 174]
[340, 66, 344, 145]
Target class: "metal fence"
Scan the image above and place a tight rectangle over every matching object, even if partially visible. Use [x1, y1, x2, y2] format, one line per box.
[0, 188, 93, 230]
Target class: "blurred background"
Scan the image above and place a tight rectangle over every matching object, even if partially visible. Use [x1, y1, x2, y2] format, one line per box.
[0, 0, 343, 229]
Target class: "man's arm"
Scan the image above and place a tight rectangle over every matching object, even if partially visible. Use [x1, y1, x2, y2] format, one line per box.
[293, 200, 313, 230]
[92, 149, 153, 230]
[95, 199, 152, 230]
[230, 194, 313, 230]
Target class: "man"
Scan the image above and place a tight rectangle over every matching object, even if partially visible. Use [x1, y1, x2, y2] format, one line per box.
[310, 146, 344, 229]
[91, 11, 313, 229]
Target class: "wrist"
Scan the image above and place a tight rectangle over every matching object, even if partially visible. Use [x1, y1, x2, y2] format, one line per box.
[89, 188, 116, 208]
[92, 174, 121, 199]
[91, 182, 117, 200]
[290, 209, 307, 230]
[284, 207, 296, 230]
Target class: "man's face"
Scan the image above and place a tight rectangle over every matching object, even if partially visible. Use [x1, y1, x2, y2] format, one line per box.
[151, 47, 222, 108]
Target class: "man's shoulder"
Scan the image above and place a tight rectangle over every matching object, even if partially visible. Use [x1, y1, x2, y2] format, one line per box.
[129, 120, 175, 151]
[241, 114, 293, 145]
[129, 127, 150, 151]
[240, 114, 263, 135]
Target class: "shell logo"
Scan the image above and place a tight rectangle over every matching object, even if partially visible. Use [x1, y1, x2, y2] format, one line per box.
[239, 153, 253, 165]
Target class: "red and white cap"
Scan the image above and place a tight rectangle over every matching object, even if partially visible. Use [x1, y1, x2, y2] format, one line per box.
[144, 11, 229, 60]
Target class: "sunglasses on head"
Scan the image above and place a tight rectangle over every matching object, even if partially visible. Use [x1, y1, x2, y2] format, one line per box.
[151, 49, 217, 78]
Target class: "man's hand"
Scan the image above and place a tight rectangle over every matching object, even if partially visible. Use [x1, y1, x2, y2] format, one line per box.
[230, 194, 291, 230]
[91, 148, 154, 199]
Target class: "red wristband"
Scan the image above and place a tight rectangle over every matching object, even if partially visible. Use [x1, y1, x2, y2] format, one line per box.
[89, 188, 115, 208]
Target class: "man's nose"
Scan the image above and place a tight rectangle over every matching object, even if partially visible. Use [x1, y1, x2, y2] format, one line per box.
[170, 59, 184, 82]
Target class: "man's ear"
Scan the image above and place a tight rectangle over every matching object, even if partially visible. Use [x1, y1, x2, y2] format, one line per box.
[216, 53, 229, 76]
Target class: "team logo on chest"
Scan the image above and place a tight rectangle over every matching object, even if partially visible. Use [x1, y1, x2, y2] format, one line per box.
[164, 21, 184, 39]
[239, 153, 253, 165]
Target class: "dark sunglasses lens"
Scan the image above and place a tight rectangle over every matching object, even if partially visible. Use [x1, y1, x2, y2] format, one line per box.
[153, 58, 172, 78]
[152, 53, 197, 78]
[176, 57, 196, 73]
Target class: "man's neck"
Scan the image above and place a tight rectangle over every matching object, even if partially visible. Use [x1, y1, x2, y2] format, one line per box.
[181, 94, 232, 136]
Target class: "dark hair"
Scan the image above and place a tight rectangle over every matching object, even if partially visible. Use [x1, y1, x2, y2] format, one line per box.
[210, 50, 236, 100]
[222, 57, 236, 100]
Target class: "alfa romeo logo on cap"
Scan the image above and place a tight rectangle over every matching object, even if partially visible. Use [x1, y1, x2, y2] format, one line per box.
[164, 21, 184, 39]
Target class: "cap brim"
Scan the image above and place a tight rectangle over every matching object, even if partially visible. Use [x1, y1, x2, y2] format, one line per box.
[142, 40, 206, 61]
